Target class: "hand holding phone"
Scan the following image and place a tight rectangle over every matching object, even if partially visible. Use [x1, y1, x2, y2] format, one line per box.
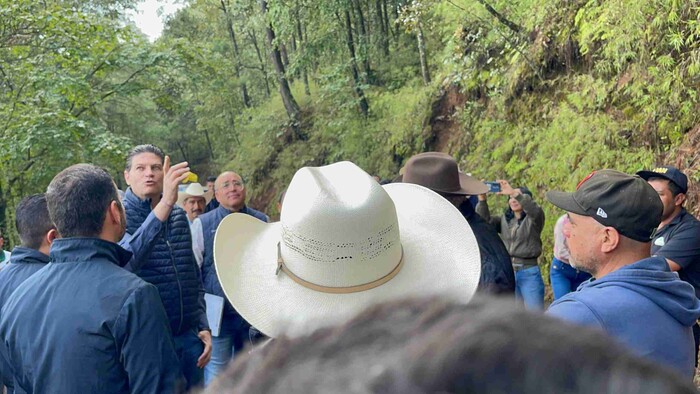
[484, 181, 501, 193]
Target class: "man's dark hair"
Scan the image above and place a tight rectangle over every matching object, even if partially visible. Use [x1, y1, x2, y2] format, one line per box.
[15, 194, 55, 250]
[207, 176, 217, 183]
[47, 164, 120, 238]
[125, 144, 164, 171]
[648, 176, 684, 198]
[206, 297, 696, 394]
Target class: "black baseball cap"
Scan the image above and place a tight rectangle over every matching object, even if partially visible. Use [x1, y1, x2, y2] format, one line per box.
[546, 170, 662, 242]
[636, 166, 688, 193]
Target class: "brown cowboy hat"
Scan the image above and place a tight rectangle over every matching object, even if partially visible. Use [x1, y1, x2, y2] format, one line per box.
[396, 152, 488, 195]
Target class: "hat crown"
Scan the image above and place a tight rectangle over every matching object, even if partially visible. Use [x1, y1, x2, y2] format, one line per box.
[403, 153, 461, 192]
[280, 162, 402, 288]
[183, 182, 205, 196]
[571, 170, 661, 241]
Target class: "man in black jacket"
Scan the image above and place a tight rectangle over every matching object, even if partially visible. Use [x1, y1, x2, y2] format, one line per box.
[398, 152, 515, 294]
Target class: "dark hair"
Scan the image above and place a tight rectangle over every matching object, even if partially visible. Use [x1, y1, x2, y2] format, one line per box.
[207, 176, 217, 183]
[206, 297, 696, 394]
[504, 186, 532, 222]
[15, 194, 55, 250]
[518, 186, 533, 197]
[648, 176, 684, 198]
[46, 164, 119, 238]
[125, 144, 164, 171]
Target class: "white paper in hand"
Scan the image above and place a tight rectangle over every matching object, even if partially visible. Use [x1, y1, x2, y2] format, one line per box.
[204, 293, 225, 337]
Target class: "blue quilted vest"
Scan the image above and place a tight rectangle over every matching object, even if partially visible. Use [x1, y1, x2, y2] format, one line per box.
[200, 205, 268, 321]
[123, 188, 202, 335]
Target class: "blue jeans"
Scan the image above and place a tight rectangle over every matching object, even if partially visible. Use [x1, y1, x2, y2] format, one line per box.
[515, 265, 544, 310]
[550, 257, 592, 300]
[204, 334, 236, 386]
[173, 329, 204, 390]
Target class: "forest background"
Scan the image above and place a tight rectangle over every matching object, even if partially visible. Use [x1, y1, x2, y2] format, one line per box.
[1, 0, 699, 284]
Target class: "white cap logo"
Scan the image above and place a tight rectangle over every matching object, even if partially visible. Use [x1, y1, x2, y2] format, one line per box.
[596, 208, 608, 218]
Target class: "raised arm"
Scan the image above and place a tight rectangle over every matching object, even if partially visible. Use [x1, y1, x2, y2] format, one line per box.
[476, 194, 502, 232]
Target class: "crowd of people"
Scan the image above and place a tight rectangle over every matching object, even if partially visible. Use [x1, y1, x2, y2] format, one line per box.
[0, 144, 698, 393]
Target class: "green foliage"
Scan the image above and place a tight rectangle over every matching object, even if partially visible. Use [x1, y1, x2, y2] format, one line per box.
[2, 0, 699, 296]
[0, 0, 156, 244]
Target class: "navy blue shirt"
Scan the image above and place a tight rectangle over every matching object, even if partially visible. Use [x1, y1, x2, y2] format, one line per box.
[0, 238, 183, 393]
[205, 197, 220, 213]
[0, 247, 50, 393]
[651, 208, 700, 298]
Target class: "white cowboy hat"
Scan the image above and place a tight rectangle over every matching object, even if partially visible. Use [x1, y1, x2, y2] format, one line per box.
[214, 161, 481, 338]
[177, 182, 213, 208]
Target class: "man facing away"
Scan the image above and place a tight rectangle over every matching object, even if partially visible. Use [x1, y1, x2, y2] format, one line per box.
[637, 165, 700, 363]
[120, 144, 211, 389]
[546, 169, 700, 378]
[191, 171, 269, 385]
[0, 194, 56, 393]
[0, 164, 182, 393]
[397, 152, 515, 294]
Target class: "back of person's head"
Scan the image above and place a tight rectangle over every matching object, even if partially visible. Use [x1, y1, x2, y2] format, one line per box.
[207, 297, 696, 394]
[125, 144, 164, 171]
[46, 164, 120, 238]
[15, 194, 54, 250]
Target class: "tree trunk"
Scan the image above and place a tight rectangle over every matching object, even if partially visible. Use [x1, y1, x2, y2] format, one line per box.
[391, 0, 400, 38]
[246, 29, 271, 97]
[281, 43, 290, 69]
[261, 0, 303, 133]
[343, 9, 369, 117]
[295, 14, 311, 95]
[416, 23, 430, 85]
[352, 0, 371, 84]
[220, 0, 251, 108]
[381, 0, 394, 44]
[375, 0, 389, 56]
[203, 128, 215, 159]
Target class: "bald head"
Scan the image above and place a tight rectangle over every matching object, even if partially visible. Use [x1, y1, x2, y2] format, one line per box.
[215, 171, 246, 211]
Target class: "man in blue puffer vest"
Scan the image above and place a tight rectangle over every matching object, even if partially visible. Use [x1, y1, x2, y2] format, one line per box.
[120, 144, 211, 390]
[191, 171, 268, 385]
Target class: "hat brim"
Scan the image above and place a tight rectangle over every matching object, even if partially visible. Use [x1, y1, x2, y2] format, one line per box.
[545, 191, 588, 216]
[214, 183, 481, 338]
[636, 170, 672, 183]
[393, 173, 489, 195]
[177, 189, 213, 208]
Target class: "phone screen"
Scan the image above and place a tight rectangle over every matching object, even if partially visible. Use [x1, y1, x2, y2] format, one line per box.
[485, 181, 501, 193]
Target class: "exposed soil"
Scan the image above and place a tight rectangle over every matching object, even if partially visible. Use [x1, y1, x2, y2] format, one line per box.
[424, 85, 470, 152]
[666, 123, 700, 217]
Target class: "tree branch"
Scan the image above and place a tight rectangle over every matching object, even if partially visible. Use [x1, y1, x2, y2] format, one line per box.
[7, 148, 48, 186]
[473, 0, 521, 34]
[73, 57, 159, 118]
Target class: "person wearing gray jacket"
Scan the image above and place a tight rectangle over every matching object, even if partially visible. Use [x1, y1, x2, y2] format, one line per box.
[477, 180, 545, 309]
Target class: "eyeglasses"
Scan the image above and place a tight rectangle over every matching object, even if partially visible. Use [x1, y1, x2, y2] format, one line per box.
[220, 180, 245, 191]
